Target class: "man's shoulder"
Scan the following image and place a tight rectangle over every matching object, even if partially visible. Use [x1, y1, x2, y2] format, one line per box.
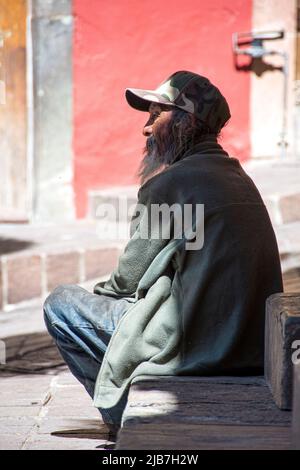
[138, 163, 186, 204]
[141, 157, 197, 188]
[138, 155, 217, 199]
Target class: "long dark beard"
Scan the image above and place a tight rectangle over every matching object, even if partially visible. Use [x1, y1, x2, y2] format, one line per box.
[137, 108, 213, 185]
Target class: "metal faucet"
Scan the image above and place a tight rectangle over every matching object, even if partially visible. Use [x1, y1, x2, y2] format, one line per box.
[232, 30, 288, 158]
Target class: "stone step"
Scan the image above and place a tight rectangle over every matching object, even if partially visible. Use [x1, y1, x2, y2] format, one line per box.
[1, 217, 299, 311]
[276, 221, 300, 287]
[292, 363, 300, 449]
[88, 186, 139, 222]
[0, 222, 128, 311]
[244, 159, 300, 226]
[265, 293, 300, 410]
[87, 167, 300, 289]
[283, 268, 300, 293]
[117, 376, 292, 450]
[88, 160, 300, 225]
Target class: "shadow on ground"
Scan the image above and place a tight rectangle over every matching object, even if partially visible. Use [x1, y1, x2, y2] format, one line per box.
[0, 332, 65, 376]
[0, 331, 116, 449]
[0, 237, 35, 255]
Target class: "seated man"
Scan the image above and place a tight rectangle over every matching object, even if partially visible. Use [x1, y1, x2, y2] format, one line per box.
[43, 70, 283, 437]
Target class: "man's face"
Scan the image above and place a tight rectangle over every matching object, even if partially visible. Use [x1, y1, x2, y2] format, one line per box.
[139, 102, 175, 184]
[142, 102, 174, 139]
[138, 101, 211, 185]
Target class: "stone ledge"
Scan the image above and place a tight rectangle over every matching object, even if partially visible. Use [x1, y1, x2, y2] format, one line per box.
[89, 185, 300, 226]
[88, 161, 300, 226]
[88, 186, 139, 222]
[0, 245, 122, 310]
[0, 221, 129, 310]
[292, 363, 300, 449]
[117, 376, 292, 450]
[265, 293, 300, 410]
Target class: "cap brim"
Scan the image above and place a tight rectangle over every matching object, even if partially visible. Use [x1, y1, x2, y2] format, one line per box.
[125, 87, 175, 112]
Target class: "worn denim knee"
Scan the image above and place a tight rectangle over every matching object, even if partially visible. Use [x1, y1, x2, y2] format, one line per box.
[43, 283, 131, 428]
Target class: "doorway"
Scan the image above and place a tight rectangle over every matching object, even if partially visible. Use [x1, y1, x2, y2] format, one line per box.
[0, 0, 28, 222]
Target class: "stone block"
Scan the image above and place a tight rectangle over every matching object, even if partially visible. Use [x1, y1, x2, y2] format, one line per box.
[117, 423, 291, 450]
[84, 247, 119, 280]
[265, 293, 300, 409]
[122, 376, 291, 428]
[46, 251, 80, 292]
[292, 363, 300, 449]
[6, 254, 42, 305]
[264, 197, 280, 226]
[88, 187, 138, 222]
[279, 193, 300, 224]
[119, 376, 292, 449]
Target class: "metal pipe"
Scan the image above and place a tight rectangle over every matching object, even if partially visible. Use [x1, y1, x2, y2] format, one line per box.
[232, 30, 288, 158]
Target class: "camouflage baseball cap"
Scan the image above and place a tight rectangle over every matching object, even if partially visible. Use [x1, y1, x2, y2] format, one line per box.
[125, 70, 231, 132]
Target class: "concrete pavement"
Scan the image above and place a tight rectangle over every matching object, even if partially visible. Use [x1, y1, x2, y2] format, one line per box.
[0, 279, 116, 450]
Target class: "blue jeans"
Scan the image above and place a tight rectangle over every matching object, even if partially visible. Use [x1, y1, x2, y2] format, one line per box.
[43, 284, 132, 431]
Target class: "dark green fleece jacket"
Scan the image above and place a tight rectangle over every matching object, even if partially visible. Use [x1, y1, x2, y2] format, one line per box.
[92, 135, 283, 423]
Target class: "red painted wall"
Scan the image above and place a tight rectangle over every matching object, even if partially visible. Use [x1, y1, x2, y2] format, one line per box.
[73, 0, 252, 218]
